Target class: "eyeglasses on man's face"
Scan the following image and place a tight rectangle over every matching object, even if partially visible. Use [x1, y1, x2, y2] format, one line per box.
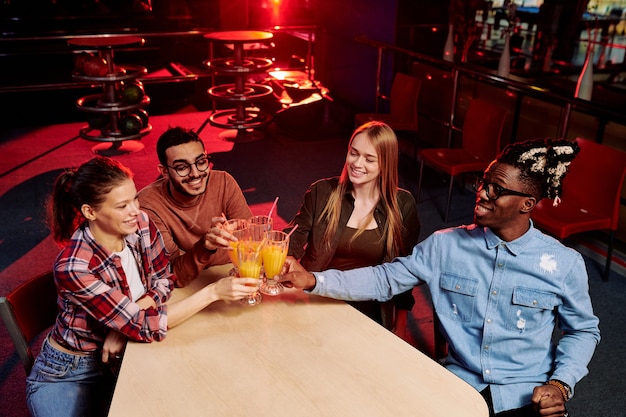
[473, 177, 533, 201]
[167, 155, 211, 177]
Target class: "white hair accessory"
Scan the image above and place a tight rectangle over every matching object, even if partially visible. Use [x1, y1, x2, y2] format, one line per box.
[507, 138, 580, 203]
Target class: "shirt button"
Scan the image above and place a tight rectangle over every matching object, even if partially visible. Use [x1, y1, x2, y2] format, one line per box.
[484, 345, 489, 350]
[485, 369, 491, 374]
[487, 318, 492, 324]
[455, 284, 461, 290]
[497, 263, 504, 268]
[533, 300, 538, 305]
[492, 290, 497, 296]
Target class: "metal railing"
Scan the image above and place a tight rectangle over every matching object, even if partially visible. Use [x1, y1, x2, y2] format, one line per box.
[355, 34, 626, 147]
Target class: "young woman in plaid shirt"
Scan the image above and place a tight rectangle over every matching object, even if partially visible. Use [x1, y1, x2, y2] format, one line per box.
[26, 157, 258, 417]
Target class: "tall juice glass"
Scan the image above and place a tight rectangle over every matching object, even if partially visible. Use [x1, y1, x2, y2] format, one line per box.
[224, 219, 249, 268]
[260, 230, 289, 296]
[248, 215, 273, 241]
[249, 215, 273, 290]
[237, 240, 263, 306]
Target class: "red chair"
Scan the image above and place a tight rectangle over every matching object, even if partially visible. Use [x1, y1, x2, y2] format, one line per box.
[0, 271, 58, 374]
[354, 72, 422, 135]
[531, 137, 626, 281]
[417, 98, 508, 222]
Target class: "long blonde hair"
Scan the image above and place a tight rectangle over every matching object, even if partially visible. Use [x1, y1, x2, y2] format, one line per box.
[321, 121, 404, 258]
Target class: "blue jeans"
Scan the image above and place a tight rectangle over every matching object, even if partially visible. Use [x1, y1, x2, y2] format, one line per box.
[26, 337, 115, 417]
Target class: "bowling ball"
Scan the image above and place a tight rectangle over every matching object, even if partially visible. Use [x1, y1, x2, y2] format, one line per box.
[119, 113, 142, 135]
[122, 81, 145, 104]
[73, 52, 92, 74]
[82, 55, 108, 77]
[133, 109, 149, 127]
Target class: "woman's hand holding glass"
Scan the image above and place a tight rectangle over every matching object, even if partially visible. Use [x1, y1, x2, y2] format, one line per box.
[237, 239, 264, 306]
[211, 275, 260, 302]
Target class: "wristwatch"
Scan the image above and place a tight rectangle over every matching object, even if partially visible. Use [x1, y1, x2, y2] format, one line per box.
[546, 379, 572, 401]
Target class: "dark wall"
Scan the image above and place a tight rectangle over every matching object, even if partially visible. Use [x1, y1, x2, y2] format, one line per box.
[315, 0, 398, 114]
[396, 0, 449, 57]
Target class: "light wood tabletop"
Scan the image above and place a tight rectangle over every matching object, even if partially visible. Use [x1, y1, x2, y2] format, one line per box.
[108, 264, 488, 417]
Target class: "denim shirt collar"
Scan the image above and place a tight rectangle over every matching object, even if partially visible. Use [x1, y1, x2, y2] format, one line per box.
[483, 220, 537, 256]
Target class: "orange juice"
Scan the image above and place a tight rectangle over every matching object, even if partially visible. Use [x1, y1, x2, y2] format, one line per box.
[262, 245, 287, 278]
[229, 241, 258, 266]
[237, 240, 263, 281]
[228, 241, 239, 265]
[224, 219, 249, 266]
[238, 260, 262, 279]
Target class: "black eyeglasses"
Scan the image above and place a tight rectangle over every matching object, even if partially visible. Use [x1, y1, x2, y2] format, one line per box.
[473, 177, 533, 201]
[167, 155, 211, 177]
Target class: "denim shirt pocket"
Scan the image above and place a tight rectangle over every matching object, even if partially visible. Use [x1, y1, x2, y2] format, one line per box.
[507, 287, 559, 332]
[438, 274, 479, 322]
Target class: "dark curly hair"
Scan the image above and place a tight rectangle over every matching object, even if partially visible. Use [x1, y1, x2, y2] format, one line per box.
[496, 138, 580, 204]
[156, 126, 205, 166]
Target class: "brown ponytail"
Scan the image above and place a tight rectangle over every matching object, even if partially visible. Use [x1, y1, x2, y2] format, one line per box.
[47, 157, 133, 244]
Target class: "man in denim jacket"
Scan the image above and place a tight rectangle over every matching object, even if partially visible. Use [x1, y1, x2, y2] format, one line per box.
[279, 138, 600, 417]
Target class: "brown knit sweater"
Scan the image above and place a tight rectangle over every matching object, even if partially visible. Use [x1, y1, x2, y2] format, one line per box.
[138, 170, 252, 287]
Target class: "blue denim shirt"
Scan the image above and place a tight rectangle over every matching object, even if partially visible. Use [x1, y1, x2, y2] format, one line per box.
[311, 222, 600, 413]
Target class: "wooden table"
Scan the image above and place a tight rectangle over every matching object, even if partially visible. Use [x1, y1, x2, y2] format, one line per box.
[108, 264, 488, 417]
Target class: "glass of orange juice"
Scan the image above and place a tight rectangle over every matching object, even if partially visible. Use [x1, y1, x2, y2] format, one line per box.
[248, 215, 273, 241]
[223, 218, 249, 268]
[259, 230, 289, 296]
[237, 239, 264, 306]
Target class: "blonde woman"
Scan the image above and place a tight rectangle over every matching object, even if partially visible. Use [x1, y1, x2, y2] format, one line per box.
[285, 121, 420, 328]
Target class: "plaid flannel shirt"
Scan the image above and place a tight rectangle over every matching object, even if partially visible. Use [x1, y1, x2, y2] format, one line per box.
[50, 210, 174, 352]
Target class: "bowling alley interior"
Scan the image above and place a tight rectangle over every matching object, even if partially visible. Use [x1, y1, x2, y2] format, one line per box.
[2, 1, 626, 416]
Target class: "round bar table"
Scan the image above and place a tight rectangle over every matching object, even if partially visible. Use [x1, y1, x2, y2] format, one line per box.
[68, 36, 151, 155]
[203, 31, 274, 142]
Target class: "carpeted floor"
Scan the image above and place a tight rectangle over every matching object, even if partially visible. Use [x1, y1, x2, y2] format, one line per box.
[1, 109, 625, 416]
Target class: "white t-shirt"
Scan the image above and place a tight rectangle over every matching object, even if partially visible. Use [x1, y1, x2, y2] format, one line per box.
[115, 245, 145, 302]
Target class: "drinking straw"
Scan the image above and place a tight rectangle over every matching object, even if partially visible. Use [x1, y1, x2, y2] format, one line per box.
[255, 238, 266, 256]
[267, 196, 279, 218]
[286, 224, 299, 239]
[218, 212, 227, 231]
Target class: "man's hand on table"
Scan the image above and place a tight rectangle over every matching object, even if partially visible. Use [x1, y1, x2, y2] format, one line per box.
[277, 257, 317, 291]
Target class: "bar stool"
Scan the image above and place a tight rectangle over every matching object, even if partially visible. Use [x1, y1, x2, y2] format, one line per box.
[68, 36, 152, 155]
[201, 31, 274, 142]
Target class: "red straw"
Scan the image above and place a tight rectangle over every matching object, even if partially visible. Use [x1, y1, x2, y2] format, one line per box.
[286, 224, 299, 239]
[268, 196, 279, 218]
